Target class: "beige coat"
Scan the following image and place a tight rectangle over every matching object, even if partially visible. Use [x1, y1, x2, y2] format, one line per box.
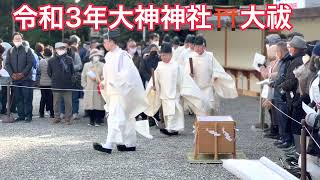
[81, 61, 105, 110]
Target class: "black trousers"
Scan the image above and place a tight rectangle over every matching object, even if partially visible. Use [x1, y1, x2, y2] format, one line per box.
[39, 86, 54, 116]
[87, 110, 105, 124]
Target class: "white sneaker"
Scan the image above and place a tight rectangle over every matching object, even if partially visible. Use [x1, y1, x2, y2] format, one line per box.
[60, 114, 64, 119]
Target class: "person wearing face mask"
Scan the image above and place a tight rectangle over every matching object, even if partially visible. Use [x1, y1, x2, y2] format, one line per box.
[141, 33, 160, 57]
[61, 35, 83, 121]
[39, 46, 54, 118]
[186, 36, 238, 115]
[47, 42, 74, 125]
[139, 44, 160, 88]
[277, 36, 306, 149]
[81, 49, 105, 127]
[4, 32, 34, 123]
[126, 39, 141, 70]
[281, 43, 318, 166]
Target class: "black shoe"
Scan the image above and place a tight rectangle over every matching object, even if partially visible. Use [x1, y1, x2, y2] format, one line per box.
[160, 129, 179, 136]
[116, 145, 136, 152]
[93, 143, 112, 154]
[39, 114, 44, 118]
[50, 115, 54, 118]
[277, 142, 292, 149]
[15, 117, 25, 122]
[148, 118, 156, 127]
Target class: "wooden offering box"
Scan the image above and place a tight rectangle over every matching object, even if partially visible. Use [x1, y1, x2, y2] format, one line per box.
[194, 116, 236, 160]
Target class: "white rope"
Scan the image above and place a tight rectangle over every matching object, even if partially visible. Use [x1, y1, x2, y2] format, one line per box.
[270, 102, 302, 125]
[2, 84, 100, 92]
[269, 101, 320, 150]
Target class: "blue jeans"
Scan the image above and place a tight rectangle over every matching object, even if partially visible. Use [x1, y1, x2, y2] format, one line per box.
[13, 80, 33, 119]
[274, 101, 292, 143]
[60, 91, 79, 114]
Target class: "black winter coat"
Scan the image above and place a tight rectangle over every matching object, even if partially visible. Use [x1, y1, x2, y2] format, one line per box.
[47, 54, 74, 90]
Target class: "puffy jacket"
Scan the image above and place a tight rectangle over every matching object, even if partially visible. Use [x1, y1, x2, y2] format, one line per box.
[4, 45, 34, 81]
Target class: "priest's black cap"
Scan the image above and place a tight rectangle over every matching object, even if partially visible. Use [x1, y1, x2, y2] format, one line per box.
[160, 43, 172, 53]
[185, 34, 195, 44]
[195, 35, 206, 46]
[103, 28, 120, 42]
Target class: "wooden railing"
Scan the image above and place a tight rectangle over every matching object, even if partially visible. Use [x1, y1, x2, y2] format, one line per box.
[224, 66, 263, 97]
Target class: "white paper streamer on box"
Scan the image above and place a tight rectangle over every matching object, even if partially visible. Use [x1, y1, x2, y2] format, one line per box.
[222, 127, 233, 142]
[206, 128, 221, 136]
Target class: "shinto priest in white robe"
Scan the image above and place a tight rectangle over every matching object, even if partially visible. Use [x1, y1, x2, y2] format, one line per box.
[185, 51, 238, 114]
[100, 47, 149, 148]
[145, 60, 210, 132]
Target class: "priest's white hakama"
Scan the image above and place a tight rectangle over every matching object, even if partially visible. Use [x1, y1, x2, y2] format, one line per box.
[145, 60, 210, 132]
[100, 47, 148, 148]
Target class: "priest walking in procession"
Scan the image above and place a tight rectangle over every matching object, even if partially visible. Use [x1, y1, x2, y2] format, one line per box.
[185, 36, 238, 115]
[93, 29, 148, 154]
[145, 43, 210, 136]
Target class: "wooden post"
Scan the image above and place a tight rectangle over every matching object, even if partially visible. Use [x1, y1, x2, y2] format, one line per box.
[214, 123, 218, 160]
[3, 84, 14, 123]
[151, 68, 155, 88]
[189, 58, 194, 77]
[300, 120, 307, 180]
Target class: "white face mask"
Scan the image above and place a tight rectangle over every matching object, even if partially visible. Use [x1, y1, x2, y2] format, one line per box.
[92, 56, 100, 62]
[265, 44, 270, 49]
[128, 48, 137, 55]
[14, 41, 22, 47]
[56, 50, 66, 56]
[152, 41, 159, 47]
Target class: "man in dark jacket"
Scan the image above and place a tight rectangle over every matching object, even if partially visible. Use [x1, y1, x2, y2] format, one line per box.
[277, 36, 306, 149]
[272, 41, 293, 146]
[48, 42, 74, 125]
[5, 32, 34, 122]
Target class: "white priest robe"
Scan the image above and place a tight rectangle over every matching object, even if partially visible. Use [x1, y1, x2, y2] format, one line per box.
[145, 60, 210, 131]
[185, 51, 238, 113]
[177, 47, 194, 66]
[172, 46, 185, 62]
[101, 47, 148, 147]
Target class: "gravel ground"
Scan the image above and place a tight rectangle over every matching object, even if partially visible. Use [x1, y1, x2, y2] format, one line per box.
[0, 90, 285, 180]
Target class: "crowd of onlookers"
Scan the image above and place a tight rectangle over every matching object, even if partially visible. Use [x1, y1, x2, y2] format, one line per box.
[0, 32, 182, 126]
[260, 32, 320, 178]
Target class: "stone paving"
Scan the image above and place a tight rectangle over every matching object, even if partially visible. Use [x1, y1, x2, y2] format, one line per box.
[0, 90, 285, 180]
